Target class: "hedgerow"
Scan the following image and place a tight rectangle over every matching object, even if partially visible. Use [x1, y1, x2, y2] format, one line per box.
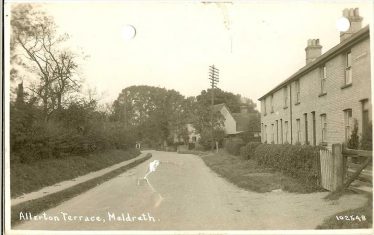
[239, 142, 261, 160]
[253, 144, 322, 187]
[224, 137, 245, 156]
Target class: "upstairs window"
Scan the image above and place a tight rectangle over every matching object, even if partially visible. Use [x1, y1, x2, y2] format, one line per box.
[263, 99, 267, 115]
[283, 86, 288, 108]
[320, 65, 327, 94]
[345, 51, 352, 85]
[295, 80, 300, 104]
[270, 94, 274, 113]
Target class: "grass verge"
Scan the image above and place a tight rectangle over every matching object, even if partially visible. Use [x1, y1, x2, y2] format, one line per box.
[317, 193, 372, 229]
[11, 153, 152, 227]
[201, 150, 322, 193]
[11, 148, 140, 198]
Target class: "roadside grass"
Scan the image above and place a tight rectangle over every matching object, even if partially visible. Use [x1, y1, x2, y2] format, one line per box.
[11, 148, 140, 198]
[201, 150, 322, 193]
[11, 153, 152, 227]
[317, 193, 372, 229]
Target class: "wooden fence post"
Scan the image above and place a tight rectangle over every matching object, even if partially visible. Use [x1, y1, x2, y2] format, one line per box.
[332, 143, 343, 191]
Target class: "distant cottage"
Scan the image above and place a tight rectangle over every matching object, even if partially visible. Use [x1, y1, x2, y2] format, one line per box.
[213, 103, 261, 139]
[258, 8, 371, 148]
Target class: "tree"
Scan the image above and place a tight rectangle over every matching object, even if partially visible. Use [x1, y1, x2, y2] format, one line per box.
[112, 86, 190, 146]
[196, 88, 257, 113]
[11, 4, 81, 121]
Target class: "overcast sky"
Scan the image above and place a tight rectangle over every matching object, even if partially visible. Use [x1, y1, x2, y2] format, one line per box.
[8, 1, 373, 109]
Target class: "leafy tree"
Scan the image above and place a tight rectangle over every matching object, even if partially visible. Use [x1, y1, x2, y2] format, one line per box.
[112, 86, 191, 146]
[196, 88, 257, 113]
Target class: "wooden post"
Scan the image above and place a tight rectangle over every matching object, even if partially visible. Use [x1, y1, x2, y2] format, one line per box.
[332, 144, 343, 191]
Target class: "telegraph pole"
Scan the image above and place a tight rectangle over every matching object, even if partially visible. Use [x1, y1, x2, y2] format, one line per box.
[208, 65, 219, 151]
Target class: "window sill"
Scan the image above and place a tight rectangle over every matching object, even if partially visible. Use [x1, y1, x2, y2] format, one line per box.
[341, 83, 352, 90]
[295, 101, 300, 106]
[283, 106, 288, 109]
[318, 92, 327, 97]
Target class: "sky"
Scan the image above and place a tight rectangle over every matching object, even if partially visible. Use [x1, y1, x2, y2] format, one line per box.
[7, 0, 373, 109]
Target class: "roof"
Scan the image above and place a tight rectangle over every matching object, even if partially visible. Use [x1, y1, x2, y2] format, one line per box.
[232, 112, 261, 132]
[258, 25, 370, 101]
[212, 103, 228, 112]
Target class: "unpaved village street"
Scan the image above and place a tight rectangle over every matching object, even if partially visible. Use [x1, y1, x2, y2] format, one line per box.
[15, 151, 367, 230]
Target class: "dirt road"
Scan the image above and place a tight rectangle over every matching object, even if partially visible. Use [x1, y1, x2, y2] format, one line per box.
[14, 150, 367, 230]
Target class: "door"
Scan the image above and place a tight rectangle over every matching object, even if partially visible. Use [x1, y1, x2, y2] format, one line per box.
[312, 112, 316, 145]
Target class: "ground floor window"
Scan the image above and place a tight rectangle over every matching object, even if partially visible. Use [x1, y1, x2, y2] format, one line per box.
[344, 109, 353, 143]
[321, 114, 327, 143]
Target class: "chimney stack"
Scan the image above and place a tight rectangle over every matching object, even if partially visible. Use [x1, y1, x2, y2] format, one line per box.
[305, 39, 322, 64]
[340, 8, 363, 42]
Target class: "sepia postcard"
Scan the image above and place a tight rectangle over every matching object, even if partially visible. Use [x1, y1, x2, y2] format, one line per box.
[3, 0, 374, 234]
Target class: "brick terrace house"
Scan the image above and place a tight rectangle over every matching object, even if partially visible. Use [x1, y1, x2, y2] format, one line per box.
[258, 8, 371, 148]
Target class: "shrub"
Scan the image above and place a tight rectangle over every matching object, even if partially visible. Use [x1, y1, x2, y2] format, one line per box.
[361, 121, 372, 150]
[239, 142, 261, 160]
[348, 119, 359, 149]
[224, 137, 245, 156]
[253, 144, 322, 188]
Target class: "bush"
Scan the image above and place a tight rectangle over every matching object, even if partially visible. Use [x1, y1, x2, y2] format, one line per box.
[253, 144, 322, 188]
[239, 142, 261, 160]
[224, 137, 245, 156]
[361, 121, 372, 150]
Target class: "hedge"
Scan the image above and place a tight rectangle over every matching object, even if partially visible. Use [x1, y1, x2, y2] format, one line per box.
[239, 142, 261, 160]
[253, 144, 322, 187]
[224, 137, 245, 156]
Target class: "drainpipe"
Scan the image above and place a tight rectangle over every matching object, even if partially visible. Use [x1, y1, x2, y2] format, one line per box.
[289, 83, 293, 144]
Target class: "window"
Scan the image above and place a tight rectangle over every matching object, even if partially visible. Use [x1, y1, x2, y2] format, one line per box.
[270, 94, 274, 113]
[296, 119, 301, 143]
[263, 99, 267, 115]
[320, 65, 327, 94]
[280, 119, 283, 144]
[321, 114, 327, 143]
[285, 121, 289, 143]
[295, 80, 300, 103]
[283, 86, 288, 108]
[345, 51, 352, 85]
[271, 124, 274, 143]
[304, 113, 309, 144]
[344, 109, 353, 143]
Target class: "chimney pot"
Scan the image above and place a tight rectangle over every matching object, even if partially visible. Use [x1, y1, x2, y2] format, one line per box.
[305, 38, 322, 65]
[340, 8, 363, 42]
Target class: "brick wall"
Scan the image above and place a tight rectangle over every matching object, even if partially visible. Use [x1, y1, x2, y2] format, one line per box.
[260, 36, 371, 148]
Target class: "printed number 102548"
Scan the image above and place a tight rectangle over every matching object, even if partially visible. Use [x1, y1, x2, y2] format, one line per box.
[336, 215, 366, 221]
